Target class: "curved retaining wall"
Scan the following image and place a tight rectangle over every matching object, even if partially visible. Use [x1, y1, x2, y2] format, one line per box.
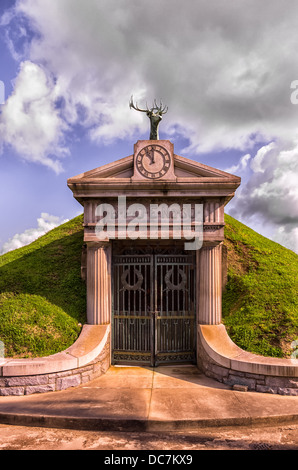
[2, 322, 297, 396]
[0, 325, 110, 396]
[197, 324, 298, 395]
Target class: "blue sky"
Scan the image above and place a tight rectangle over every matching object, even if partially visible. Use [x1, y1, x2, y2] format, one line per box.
[1, 0, 298, 254]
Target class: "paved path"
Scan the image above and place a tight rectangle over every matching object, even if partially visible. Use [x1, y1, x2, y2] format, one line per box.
[1, 423, 298, 450]
[0, 365, 298, 432]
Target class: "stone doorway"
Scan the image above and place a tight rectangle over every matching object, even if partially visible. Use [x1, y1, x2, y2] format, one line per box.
[112, 244, 196, 366]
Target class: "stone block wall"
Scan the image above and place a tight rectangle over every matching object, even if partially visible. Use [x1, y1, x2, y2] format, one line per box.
[197, 334, 298, 396]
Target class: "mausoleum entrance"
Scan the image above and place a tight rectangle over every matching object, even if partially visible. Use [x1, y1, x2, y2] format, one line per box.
[112, 242, 196, 366]
[67, 136, 241, 370]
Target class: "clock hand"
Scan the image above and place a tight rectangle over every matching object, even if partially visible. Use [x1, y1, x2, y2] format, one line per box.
[145, 148, 155, 164]
[150, 150, 155, 164]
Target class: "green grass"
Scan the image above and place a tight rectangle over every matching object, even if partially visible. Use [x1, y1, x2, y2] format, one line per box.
[0, 212, 297, 359]
[222, 214, 298, 358]
[0, 215, 86, 357]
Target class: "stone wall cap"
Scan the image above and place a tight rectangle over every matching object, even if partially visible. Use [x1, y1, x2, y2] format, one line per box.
[0, 324, 110, 377]
[199, 324, 298, 377]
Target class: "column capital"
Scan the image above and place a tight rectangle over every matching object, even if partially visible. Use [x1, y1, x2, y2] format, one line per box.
[86, 240, 111, 249]
[201, 241, 223, 248]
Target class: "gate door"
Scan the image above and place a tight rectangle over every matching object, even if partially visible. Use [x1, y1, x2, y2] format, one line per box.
[112, 254, 154, 365]
[112, 253, 196, 366]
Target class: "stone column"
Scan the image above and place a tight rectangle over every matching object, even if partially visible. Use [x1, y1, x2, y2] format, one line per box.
[197, 244, 222, 325]
[86, 242, 112, 325]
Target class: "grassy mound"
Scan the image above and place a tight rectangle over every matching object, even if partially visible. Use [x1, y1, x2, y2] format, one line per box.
[0, 215, 86, 358]
[222, 214, 298, 358]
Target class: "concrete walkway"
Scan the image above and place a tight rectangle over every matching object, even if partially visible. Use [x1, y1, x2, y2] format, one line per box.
[0, 365, 298, 431]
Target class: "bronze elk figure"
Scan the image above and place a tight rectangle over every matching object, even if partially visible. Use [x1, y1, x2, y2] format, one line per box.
[129, 95, 168, 140]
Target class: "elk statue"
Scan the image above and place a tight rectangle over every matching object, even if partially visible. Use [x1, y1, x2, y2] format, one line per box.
[129, 95, 168, 140]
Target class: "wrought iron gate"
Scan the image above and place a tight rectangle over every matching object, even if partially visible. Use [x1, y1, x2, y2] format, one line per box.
[112, 252, 196, 366]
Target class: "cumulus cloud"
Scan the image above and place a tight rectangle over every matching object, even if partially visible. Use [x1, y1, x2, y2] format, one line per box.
[273, 226, 298, 254]
[224, 153, 251, 174]
[0, 60, 68, 172]
[0, 213, 69, 254]
[229, 139, 298, 253]
[3, 0, 298, 152]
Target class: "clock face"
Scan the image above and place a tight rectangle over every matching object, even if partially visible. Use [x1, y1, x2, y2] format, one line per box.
[136, 144, 171, 179]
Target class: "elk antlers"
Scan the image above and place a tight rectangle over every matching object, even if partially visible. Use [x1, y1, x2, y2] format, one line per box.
[129, 95, 168, 115]
[129, 95, 168, 140]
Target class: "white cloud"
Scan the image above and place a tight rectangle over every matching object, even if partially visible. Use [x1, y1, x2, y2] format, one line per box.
[0, 9, 14, 27]
[250, 143, 277, 174]
[4, 0, 298, 153]
[273, 225, 298, 254]
[0, 61, 68, 173]
[0, 213, 69, 255]
[224, 153, 251, 174]
[230, 139, 298, 253]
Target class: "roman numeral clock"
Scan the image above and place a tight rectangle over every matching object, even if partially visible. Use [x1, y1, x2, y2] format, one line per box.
[132, 140, 176, 182]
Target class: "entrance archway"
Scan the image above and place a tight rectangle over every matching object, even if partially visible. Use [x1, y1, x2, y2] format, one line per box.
[112, 245, 196, 366]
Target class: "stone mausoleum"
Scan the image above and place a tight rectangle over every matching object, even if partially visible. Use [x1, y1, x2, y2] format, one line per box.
[67, 139, 240, 367]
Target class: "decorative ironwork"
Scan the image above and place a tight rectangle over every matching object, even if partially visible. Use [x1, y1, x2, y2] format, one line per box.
[112, 251, 196, 366]
[120, 268, 144, 291]
[164, 268, 187, 291]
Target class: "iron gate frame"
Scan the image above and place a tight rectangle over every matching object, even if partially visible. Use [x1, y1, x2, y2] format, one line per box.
[112, 249, 196, 366]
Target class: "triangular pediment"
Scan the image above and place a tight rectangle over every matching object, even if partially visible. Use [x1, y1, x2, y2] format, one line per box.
[68, 153, 240, 182]
[70, 155, 134, 181]
[173, 154, 238, 179]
